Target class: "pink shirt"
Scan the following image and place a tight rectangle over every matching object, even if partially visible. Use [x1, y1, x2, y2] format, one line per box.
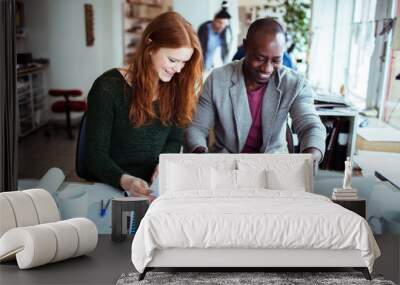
[241, 85, 266, 153]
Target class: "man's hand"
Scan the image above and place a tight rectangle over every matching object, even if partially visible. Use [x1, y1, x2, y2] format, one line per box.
[302, 147, 322, 163]
[120, 174, 155, 202]
[302, 147, 322, 175]
[192, 146, 207, 153]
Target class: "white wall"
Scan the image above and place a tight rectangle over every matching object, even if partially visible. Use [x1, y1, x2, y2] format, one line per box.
[21, 0, 123, 100]
[111, 0, 124, 68]
[173, 0, 212, 30]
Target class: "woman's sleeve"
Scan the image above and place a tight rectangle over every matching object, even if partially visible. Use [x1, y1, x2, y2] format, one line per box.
[160, 125, 184, 154]
[84, 77, 125, 189]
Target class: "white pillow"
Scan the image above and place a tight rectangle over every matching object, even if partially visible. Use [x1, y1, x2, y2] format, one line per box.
[237, 169, 267, 188]
[237, 157, 311, 192]
[266, 168, 307, 191]
[167, 162, 212, 191]
[212, 168, 237, 190]
[211, 169, 268, 191]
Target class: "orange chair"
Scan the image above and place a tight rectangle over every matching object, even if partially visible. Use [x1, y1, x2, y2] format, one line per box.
[48, 89, 87, 139]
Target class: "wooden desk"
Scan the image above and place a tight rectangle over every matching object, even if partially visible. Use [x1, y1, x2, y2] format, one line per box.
[353, 151, 400, 189]
[356, 135, 400, 153]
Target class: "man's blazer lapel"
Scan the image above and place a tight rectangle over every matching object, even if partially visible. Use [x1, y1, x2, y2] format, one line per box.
[260, 70, 284, 152]
[229, 63, 252, 153]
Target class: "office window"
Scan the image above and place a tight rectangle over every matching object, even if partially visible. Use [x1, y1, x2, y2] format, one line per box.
[346, 0, 376, 108]
[384, 50, 400, 128]
[308, 0, 377, 109]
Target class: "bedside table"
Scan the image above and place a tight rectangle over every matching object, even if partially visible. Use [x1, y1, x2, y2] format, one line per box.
[332, 199, 366, 218]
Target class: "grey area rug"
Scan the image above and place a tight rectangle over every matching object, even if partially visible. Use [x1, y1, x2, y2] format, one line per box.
[116, 272, 396, 285]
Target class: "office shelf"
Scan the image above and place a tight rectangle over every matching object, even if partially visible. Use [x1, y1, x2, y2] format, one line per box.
[122, 0, 172, 65]
[16, 66, 48, 137]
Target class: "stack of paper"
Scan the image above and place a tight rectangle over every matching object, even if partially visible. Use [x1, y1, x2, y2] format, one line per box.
[332, 188, 358, 200]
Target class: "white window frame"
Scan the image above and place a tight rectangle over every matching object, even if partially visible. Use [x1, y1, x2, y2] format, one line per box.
[308, 0, 396, 115]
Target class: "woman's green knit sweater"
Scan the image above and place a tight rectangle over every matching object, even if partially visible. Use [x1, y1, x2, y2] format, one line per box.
[84, 69, 183, 188]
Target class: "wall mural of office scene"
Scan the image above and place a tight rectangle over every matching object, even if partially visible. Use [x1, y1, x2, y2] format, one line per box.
[1, 0, 400, 284]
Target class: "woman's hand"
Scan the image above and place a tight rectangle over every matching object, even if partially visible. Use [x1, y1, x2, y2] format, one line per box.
[120, 174, 155, 202]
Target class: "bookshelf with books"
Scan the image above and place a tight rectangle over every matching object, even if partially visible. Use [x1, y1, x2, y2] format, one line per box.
[123, 0, 172, 65]
[292, 108, 358, 171]
[317, 109, 358, 171]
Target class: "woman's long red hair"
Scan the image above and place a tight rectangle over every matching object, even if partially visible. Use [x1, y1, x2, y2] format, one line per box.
[127, 12, 203, 128]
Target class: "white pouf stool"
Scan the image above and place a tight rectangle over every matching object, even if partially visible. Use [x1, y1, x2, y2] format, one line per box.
[0, 189, 98, 269]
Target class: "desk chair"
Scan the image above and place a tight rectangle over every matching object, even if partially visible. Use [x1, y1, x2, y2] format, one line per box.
[75, 112, 92, 180]
[48, 89, 87, 139]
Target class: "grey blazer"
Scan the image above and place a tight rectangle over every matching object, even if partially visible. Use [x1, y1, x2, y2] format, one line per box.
[185, 59, 326, 156]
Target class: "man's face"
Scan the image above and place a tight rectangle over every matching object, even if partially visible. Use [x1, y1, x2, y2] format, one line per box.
[243, 32, 285, 87]
[212, 18, 229, 33]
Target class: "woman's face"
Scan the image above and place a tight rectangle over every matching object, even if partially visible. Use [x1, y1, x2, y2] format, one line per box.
[150, 47, 194, 82]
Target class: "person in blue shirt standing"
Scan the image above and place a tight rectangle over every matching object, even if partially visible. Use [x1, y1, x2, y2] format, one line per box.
[198, 1, 232, 73]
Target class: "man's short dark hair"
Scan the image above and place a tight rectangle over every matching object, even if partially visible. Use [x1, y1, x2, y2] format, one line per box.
[246, 17, 285, 40]
[214, 1, 231, 19]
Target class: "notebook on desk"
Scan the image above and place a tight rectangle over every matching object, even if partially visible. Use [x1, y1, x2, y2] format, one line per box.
[314, 92, 350, 109]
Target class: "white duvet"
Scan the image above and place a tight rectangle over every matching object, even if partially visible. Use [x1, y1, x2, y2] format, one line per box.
[131, 190, 380, 273]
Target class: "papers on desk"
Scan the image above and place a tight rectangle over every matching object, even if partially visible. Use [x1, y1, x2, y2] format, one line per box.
[314, 92, 350, 109]
[358, 127, 400, 142]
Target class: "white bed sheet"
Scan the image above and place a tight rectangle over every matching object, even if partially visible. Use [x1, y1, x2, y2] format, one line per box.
[131, 190, 380, 273]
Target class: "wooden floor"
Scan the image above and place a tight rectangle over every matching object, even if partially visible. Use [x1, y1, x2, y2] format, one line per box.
[0, 235, 134, 285]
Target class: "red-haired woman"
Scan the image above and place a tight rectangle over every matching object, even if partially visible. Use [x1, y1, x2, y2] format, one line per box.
[84, 12, 203, 201]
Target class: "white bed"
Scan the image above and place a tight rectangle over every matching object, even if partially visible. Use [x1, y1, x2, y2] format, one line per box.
[131, 154, 380, 280]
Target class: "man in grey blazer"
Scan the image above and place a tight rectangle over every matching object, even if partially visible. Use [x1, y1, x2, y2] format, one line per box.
[185, 17, 326, 162]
